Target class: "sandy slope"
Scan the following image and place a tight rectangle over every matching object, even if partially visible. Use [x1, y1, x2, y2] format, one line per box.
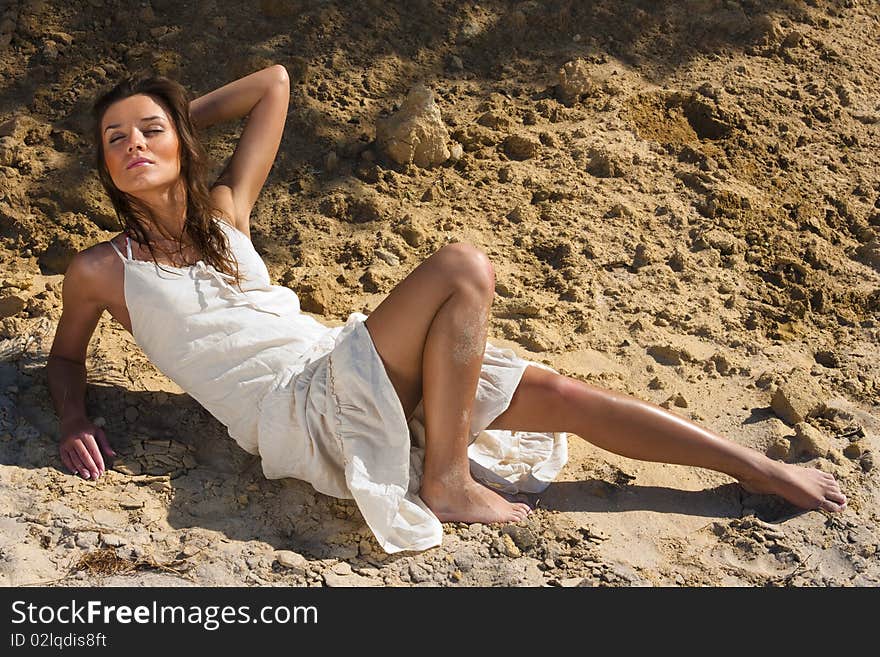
[0, 0, 877, 586]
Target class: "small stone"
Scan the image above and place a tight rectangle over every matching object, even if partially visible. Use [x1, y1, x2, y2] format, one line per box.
[331, 561, 353, 576]
[790, 422, 830, 460]
[587, 147, 629, 178]
[860, 451, 874, 472]
[376, 83, 450, 168]
[100, 533, 125, 547]
[324, 151, 338, 173]
[374, 248, 400, 266]
[275, 550, 308, 571]
[500, 533, 521, 558]
[766, 439, 790, 461]
[448, 142, 463, 162]
[631, 242, 658, 270]
[124, 406, 139, 422]
[559, 577, 584, 587]
[771, 376, 824, 425]
[502, 525, 537, 552]
[647, 344, 684, 366]
[647, 377, 666, 390]
[843, 441, 865, 459]
[814, 350, 840, 368]
[556, 58, 594, 106]
[503, 134, 541, 160]
[74, 531, 99, 548]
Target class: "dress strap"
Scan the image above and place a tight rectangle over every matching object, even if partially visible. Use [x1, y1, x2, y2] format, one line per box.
[108, 237, 128, 262]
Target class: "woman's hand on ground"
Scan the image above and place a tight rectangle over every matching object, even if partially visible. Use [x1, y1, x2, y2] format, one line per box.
[59, 418, 116, 480]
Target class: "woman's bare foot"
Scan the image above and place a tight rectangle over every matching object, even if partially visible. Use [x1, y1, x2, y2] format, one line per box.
[739, 459, 847, 513]
[420, 476, 531, 523]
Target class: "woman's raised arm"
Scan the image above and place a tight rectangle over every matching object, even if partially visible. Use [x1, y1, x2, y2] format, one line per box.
[189, 64, 290, 237]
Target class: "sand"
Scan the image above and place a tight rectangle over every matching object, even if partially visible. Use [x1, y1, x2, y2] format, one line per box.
[0, 0, 877, 586]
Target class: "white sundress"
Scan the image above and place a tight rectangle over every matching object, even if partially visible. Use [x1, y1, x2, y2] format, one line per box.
[107, 217, 568, 553]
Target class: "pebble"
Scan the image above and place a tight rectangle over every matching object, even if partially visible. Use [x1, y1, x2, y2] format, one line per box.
[791, 422, 830, 460]
[376, 83, 450, 168]
[766, 439, 790, 461]
[74, 531, 99, 549]
[771, 378, 823, 425]
[502, 525, 537, 552]
[503, 134, 541, 160]
[647, 344, 684, 366]
[843, 441, 864, 459]
[500, 534, 521, 558]
[275, 550, 308, 572]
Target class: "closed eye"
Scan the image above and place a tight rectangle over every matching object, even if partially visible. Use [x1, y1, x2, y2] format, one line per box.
[109, 129, 162, 144]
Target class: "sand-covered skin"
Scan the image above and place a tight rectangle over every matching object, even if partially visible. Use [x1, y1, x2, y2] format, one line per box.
[0, 0, 878, 586]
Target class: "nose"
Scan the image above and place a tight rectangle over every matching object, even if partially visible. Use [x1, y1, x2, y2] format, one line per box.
[126, 128, 147, 152]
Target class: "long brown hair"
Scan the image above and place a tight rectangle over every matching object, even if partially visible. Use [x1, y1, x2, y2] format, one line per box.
[91, 74, 242, 286]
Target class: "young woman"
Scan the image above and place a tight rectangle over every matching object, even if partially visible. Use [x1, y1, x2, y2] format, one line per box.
[46, 65, 847, 554]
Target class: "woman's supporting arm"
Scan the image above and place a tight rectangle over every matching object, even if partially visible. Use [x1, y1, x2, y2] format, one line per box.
[46, 251, 115, 480]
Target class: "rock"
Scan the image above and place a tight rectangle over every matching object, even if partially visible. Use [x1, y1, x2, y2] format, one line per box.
[855, 239, 880, 272]
[771, 376, 824, 425]
[323, 570, 383, 587]
[448, 142, 464, 162]
[500, 533, 521, 558]
[374, 248, 399, 266]
[710, 352, 733, 375]
[648, 376, 666, 390]
[503, 134, 541, 160]
[790, 422, 830, 460]
[331, 561, 352, 576]
[694, 228, 746, 256]
[556, 58, 594, 106]
[476, 110, 511, 131]
[75, 531, 99, 548]
[453, 550, 476, 572]
[408, 562, 431, 583]
[92, 509, 127, 527]
[766, 439, 790, 461]
[275, 550, 308, 573]
[558, 577, 585, 587]
[843, 441, 865, 459]
[0, 294, 26, 319]
[506, 204, 534, 224]
[502, 525, 537, 552]
[376, 83, 450, 168]
[814, 350, 841, 368]
[393, 214, 427, 247]
[101, 533, 125, 547]
[781, 31, 804, 49]
[860, 452, 874, 472]
[631, 242, 659, 270]
[647, 344, 684, 366]
[587, 147, 629, 178]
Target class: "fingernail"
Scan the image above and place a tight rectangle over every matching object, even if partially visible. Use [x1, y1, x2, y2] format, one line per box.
[82, 471, 90, 479]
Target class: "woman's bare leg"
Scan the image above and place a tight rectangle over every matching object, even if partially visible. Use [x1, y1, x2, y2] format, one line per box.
[486, 366, 847, 512]
[364, 243, 529, 523]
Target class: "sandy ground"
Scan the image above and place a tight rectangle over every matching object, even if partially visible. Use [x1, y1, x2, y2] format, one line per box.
[0, 0, 878, 586]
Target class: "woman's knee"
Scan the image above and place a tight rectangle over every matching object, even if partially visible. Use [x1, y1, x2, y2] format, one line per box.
[435, 242, 495, 297]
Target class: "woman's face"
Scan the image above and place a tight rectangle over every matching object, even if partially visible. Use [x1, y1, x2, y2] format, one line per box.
[100, 93, 181, 196]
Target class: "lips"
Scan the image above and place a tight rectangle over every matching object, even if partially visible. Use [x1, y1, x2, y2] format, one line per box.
[127, 157, 153, 169]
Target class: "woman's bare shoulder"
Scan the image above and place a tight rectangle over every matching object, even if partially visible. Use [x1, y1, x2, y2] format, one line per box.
[63, 237, 124, 301]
